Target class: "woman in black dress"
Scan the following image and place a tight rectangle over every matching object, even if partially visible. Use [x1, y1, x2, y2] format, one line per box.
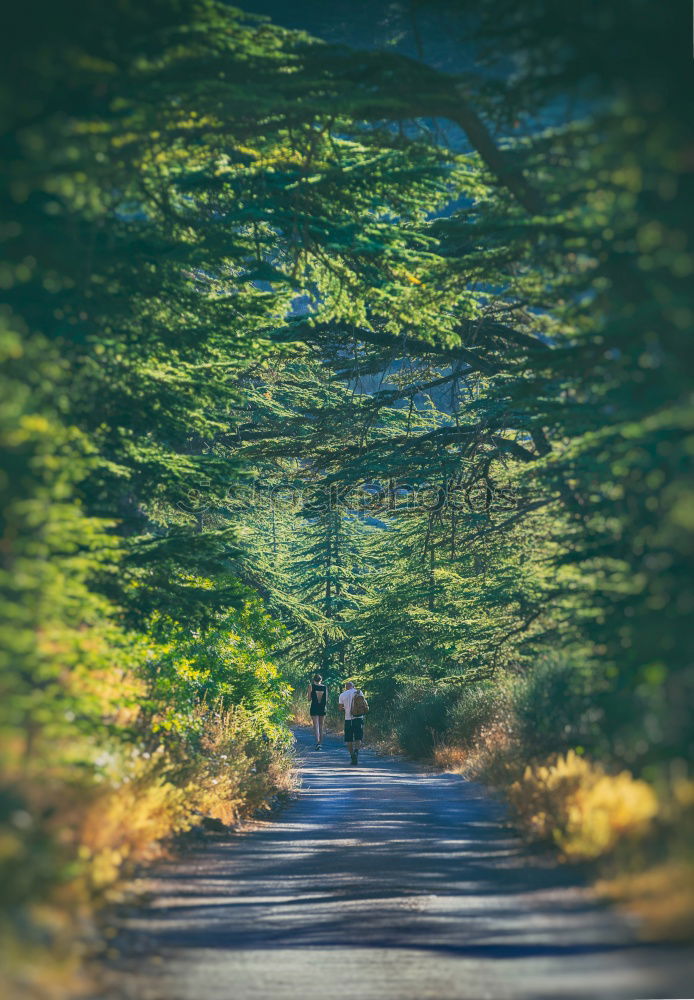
[307, 672, 328, 749]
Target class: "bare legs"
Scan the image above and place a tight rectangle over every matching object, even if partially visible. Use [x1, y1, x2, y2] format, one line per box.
[312, 715, 326, 746]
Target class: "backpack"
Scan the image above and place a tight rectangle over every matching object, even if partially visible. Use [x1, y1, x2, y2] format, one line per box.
[351, 691, 369, 717]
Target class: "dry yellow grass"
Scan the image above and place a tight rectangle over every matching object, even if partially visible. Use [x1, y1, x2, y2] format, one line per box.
[291, 699, 312, 726]
[433, 722, 516, 783]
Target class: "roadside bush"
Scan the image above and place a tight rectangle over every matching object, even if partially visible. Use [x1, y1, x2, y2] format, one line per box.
[510, 656, 596, 760]
[507, 750, 658, 860]
[393, 689, 450, 758]
[393, 681, 505, 759]
[192, 705, 295, 827]
[598, 861, 694, 942]
[0, 599, 294, 1000]
[596, 779, 694, 941]
[446, 681, 501, 748]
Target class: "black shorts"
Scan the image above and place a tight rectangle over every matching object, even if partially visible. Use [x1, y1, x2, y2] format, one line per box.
[344, 717, 364, 742]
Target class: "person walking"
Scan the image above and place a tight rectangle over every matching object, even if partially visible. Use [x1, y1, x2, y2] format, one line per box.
[307, 673, 328, 749]
[338, 681, 368, 765]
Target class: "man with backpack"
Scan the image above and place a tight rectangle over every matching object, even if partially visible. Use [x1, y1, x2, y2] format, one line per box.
[338, 680, 369, 766]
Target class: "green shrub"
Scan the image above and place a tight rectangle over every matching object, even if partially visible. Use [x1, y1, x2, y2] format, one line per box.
[391, 681, 504, 759]
[510, 656, 596, 760]
[446, 681, 501, 747]
[394, 689, 450, 758]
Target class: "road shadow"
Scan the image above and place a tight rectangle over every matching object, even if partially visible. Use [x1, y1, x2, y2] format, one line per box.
[101, 727, 694, 1000]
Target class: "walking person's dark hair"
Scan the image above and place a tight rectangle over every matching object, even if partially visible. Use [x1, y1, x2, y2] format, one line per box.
[313, 672, 322, 684]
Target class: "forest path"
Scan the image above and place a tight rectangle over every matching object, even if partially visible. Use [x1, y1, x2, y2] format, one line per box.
[106, 727, 692, 1000]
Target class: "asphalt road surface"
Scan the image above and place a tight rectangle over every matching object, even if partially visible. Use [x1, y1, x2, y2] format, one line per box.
[104, 728, 693, 1000]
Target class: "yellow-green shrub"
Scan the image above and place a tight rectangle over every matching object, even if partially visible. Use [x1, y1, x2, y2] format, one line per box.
[190, 705, 295, 827]
[77, 752, 193, 893]
[507, 750, 658, 860]
[595, 779, 694, 940]
[0, 592, 295, 1000]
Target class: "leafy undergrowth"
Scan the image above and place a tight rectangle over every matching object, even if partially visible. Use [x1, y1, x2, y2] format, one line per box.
[1, 705, 295, 1000]
[0, 595, 296, 1000]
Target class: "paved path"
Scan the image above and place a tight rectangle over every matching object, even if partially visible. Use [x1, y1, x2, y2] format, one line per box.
[105, 728, 693, 1000]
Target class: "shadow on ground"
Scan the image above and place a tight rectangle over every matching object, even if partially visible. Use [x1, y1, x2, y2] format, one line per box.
[100, 728, 694, 1000]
